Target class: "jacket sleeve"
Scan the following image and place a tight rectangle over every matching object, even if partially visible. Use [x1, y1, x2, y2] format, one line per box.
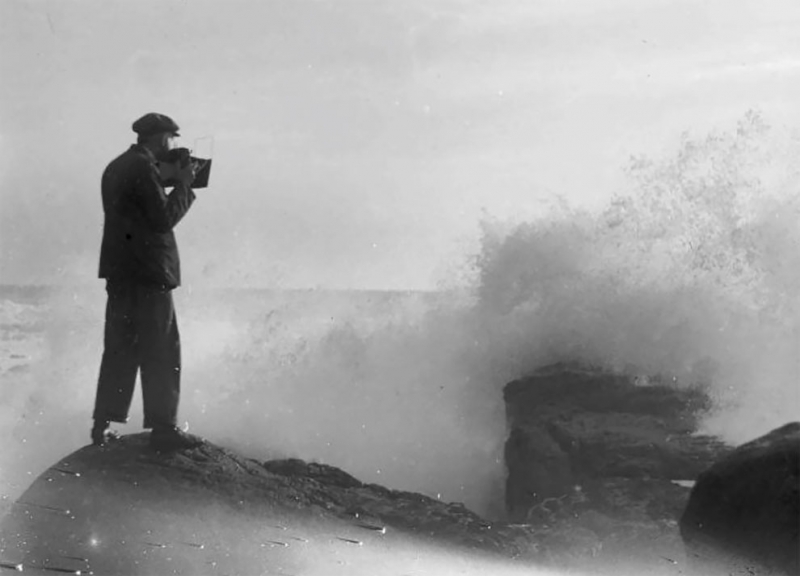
[133, 158, 196, 233]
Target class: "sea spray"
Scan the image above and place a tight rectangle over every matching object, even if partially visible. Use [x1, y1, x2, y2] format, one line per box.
[182, 112, 799, 518]
[3, 113, 798, 523]
[464, 111, 799, 443]
[183, 289, 509, 517]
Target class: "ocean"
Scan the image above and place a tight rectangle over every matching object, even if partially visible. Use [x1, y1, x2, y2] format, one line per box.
[1, 114, 799, 520]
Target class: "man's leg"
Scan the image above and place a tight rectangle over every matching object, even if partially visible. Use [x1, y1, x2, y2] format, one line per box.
[137, 286, 181, 429]
[92, 282, 139, 444]
[137, 286, 203, 452]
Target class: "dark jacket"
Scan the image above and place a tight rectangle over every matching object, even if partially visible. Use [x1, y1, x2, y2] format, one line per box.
[98, 144, 195, 289]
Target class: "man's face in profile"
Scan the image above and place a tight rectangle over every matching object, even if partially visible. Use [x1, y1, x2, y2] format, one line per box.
[152, 132, 177, 157]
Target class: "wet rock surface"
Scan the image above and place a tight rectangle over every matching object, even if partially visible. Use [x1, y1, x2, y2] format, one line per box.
[680, 422, 800, 576]
[1, 363, 781, 575]
[503, 363, 733, 571]
[0, 433, 541, 575]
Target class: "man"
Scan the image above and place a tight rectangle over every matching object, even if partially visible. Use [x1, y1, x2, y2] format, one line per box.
[92, 112, 203, 452]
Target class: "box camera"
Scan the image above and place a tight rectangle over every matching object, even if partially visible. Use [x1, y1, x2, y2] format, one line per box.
[157, 147, 212, 188]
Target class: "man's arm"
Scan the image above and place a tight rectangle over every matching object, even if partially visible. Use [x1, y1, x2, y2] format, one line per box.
[135, 159, 196, 233]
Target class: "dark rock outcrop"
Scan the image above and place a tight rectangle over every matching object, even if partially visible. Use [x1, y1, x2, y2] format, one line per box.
[0, 433, 539, 575]
[504, 363, 729, 521]
[680, 422, 800, 576]
[503, 363, 732, 571]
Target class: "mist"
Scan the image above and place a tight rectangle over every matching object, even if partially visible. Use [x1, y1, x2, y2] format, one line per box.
[3, 3, 800, 573]
[3, 114, 799, 532]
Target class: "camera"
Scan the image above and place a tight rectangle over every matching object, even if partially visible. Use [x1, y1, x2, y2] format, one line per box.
[157, 147, 212, 188]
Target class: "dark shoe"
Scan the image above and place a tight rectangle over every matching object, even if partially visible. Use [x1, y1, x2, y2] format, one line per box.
[150, 426, 204, 452]
[91, 423, 121, 447]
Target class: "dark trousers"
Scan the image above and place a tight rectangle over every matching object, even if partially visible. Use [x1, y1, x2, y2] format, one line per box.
[93, 282, 181, 429]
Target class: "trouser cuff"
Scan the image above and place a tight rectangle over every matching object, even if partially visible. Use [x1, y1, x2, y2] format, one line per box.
[143, 418, 177, 430]
[93, 413, 129, 425]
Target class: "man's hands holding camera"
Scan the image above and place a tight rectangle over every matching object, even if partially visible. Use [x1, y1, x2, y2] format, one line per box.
[157, 157, 197, 187]
[176, 161, 197, 185]
[157, 147, 210, 188]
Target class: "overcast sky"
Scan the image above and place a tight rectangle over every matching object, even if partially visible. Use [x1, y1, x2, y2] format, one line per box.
[2, 0, 799, 289]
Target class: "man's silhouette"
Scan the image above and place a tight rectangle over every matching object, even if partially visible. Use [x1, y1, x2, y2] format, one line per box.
[92, 112, 203, 452]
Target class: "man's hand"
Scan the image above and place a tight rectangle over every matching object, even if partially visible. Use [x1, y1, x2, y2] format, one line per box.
[177, 161, 197, 185]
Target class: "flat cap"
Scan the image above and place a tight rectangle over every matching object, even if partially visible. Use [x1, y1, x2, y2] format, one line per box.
[131, 112, 180, 137]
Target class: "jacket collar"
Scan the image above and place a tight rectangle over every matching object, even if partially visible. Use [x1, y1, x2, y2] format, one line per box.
[131, 143, 158, 164]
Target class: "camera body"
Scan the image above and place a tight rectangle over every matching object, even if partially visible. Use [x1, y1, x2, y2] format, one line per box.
[160, 147, 194, 168]
[157, 147, 212, 188]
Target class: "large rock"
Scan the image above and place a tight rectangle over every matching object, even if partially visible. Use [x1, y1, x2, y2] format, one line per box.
[0, 434, 541, 575]
[504, 363, 729, 522]
[680, 422, 800, 575]
[503, 363, 732, 573]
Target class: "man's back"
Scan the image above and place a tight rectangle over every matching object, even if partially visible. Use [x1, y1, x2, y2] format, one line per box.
[98, 144, 194, 289]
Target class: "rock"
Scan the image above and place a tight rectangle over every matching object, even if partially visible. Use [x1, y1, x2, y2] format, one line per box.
[680, 422, 800, 575]
[502, 362, 732, 573]
[262, 458, 364, 489]
[0, 433, 539, 575]
[504, 425, 572, 509]
[504, 363, 729, 522]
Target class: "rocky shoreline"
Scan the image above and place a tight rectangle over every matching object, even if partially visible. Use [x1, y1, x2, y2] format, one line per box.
[2, 363, 780, 575]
